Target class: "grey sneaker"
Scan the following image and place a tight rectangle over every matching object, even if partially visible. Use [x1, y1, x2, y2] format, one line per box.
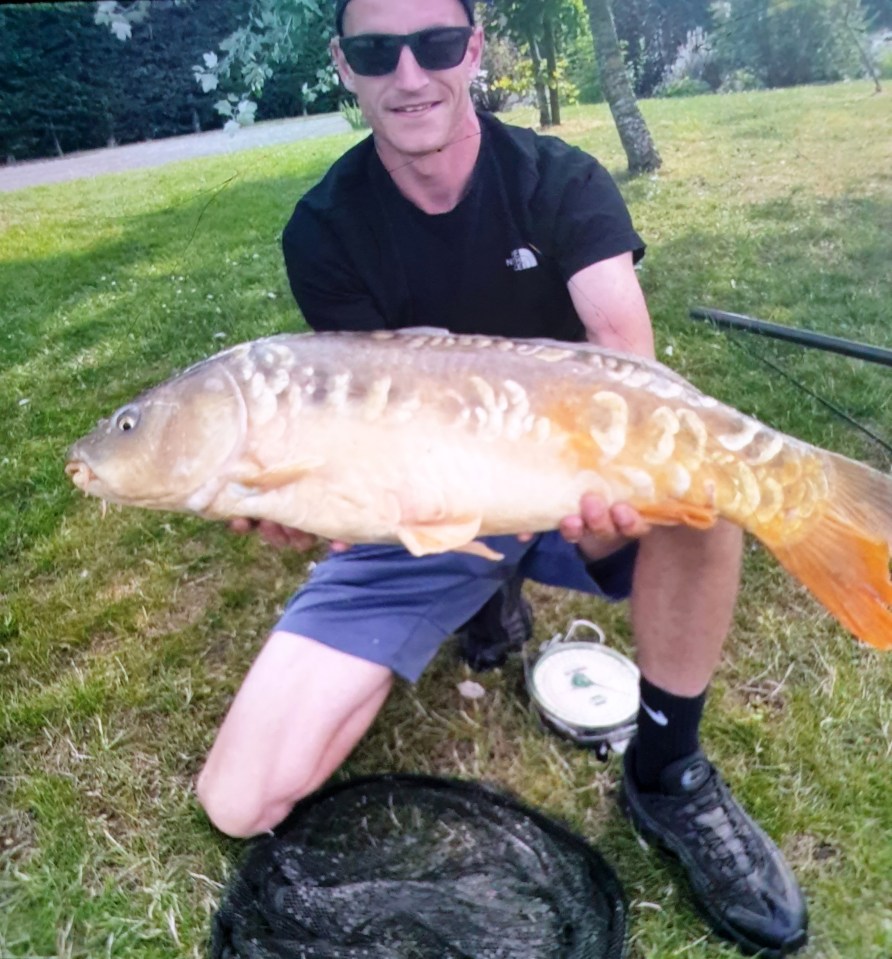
[622, 746, 808, 957]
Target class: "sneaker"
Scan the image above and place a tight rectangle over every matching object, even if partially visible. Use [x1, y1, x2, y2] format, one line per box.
[454, 572, 533, 672]
[622, 746, 808, 957]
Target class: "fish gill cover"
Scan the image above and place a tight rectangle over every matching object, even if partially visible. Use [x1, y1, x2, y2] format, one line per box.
[209, 774, 627, 959]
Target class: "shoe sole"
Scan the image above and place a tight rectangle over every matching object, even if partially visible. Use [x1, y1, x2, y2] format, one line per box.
[621, 787, 808, 958]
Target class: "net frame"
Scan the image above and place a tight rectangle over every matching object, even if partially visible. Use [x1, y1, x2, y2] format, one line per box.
[210, 773, 627, 959]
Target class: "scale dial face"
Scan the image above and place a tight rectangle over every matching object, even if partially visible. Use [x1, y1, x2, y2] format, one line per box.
[532, 644, 639, 730]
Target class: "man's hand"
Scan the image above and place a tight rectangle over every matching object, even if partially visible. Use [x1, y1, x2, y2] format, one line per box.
[229, 518, 351, 553]
[558, 492, 650, 561]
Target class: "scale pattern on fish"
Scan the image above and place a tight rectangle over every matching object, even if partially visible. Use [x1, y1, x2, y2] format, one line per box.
[66, 329, 892, 650]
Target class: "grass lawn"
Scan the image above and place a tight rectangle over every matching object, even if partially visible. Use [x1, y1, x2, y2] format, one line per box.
[1, 82, 891, 958]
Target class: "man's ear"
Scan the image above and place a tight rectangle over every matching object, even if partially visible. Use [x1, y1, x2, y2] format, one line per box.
[330, 38, 357, 94]
[467, 25, 485, 76]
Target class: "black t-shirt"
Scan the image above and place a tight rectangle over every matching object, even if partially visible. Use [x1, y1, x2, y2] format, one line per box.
[282, 112, 644, 341]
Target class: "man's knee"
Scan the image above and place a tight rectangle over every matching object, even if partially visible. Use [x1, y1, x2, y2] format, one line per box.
[194, 631, 393, 838]
[195, 763, 314, 838]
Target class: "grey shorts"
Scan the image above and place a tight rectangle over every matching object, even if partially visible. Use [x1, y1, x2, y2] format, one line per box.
[275, 533, 638, 682]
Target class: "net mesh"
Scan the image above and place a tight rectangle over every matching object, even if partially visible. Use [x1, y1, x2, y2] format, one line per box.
[210, 774, 626, 959]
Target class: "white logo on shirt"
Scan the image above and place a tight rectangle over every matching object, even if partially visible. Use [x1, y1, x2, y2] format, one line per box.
[506, 248, 538, 271]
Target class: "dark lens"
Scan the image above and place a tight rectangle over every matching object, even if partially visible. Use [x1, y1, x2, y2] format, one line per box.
[410, 27, 473, 71]
[340, 34, 402, 77]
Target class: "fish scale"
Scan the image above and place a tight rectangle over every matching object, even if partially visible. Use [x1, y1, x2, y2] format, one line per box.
[66, 328, 892, 650]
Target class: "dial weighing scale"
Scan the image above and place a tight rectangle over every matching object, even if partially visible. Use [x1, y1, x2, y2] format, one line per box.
[525, 620, 640, 760]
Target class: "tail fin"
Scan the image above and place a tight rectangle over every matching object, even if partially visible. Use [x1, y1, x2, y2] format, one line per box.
[768, 453, 892, 650]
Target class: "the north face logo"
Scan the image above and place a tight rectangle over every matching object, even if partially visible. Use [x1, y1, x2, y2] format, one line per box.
[506, 248, 538, 271]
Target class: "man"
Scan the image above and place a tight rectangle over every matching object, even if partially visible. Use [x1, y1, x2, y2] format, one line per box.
[196, 1, 808, 955]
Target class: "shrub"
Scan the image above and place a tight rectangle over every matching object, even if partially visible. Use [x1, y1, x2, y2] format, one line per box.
[471, 34, 530, 112]
[655, 76, 713, 98]
[565, 30, 603, 104]
[338, 98, 368, 130]
[871, 31, 892, 78]
[711, 0, 867, 89]
[718, 68, 765, 92]
[658, 27, 721, 92]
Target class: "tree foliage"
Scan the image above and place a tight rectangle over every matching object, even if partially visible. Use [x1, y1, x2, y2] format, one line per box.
[0, 1, 244, 161]
[612, 0, 715, 96]
[0, 0, 344, 161]
[98, 0, 334, 131]
[711, 0, 870, 88]
[484, 0, 587, 125]
[4, 0, 881, 164]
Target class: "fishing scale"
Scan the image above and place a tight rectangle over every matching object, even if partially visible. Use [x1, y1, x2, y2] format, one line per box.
[525, 619, 639, 760]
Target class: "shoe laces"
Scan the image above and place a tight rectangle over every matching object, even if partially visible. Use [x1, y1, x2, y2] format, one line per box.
[680, 769, 765, 891]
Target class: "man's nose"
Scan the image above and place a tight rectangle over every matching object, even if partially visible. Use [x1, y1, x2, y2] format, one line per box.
[392, 43, 428, 90]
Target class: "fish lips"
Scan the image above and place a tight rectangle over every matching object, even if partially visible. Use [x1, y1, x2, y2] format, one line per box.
[65, 458, 95, 492]
[65, 443, 128, 505]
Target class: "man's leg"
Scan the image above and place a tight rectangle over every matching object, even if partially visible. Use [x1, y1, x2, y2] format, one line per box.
[196, 632, 393, 838]
[197, 538, 534, 838]
[630, 521, 740, 785]
[624, 521, 808, 957]
[632, 521, 740, 696]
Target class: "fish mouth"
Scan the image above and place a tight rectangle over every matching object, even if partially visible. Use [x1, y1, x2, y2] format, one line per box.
[65, 460, 96, 493]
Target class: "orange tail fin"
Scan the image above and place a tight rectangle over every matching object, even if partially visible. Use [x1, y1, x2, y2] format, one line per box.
[767, 453, 892, 650]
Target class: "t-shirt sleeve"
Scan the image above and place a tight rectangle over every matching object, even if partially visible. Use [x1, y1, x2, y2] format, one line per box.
[281, 201, 386, 333]
[542, 148, 645, 281]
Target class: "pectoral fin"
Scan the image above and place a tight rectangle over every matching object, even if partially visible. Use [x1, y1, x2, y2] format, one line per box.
[237, 458, 326, 492]
[454, 540, 505, 561]
[636, 500, 718, 529]
[397, 516, 502, 561]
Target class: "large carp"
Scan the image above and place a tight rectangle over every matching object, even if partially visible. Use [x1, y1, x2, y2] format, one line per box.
[66, 329, 892, 650]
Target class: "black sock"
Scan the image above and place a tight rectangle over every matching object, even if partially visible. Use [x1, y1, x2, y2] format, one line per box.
[634, 676, 707, 791]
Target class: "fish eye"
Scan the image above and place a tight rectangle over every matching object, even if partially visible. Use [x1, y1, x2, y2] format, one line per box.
[113, 406, 140, 432]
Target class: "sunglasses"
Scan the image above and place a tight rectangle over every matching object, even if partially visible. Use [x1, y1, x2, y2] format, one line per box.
[339, 26, 474, 77]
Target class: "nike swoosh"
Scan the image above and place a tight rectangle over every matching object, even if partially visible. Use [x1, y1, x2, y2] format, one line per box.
[640, 700, 668, 726]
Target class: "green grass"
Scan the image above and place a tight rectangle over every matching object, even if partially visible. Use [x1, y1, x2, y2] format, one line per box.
[2, 82, 891, 958]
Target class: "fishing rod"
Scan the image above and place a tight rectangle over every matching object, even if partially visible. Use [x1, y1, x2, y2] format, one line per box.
[689, 307, 892, 367]
[689, 307, 892, 457]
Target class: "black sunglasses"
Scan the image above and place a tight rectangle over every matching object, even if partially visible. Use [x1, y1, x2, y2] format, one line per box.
[339, 27, 474, 77]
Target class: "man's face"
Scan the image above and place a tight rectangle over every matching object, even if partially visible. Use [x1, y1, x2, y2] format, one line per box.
[332, 0, 483, 160]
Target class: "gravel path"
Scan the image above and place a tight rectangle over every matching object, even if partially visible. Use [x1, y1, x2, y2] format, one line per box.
[0, 113, 351, 194]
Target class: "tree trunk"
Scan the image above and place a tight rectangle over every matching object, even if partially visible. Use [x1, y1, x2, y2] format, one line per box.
[49, 120, 63, 157]
[543, 13, 561, 127]
[842, 0, 882, 94]
[527, 33, 551, 128]
[584, 0, 661, 174]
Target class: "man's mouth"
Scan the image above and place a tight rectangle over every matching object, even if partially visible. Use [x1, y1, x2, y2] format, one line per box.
[391, 102, 438, 115]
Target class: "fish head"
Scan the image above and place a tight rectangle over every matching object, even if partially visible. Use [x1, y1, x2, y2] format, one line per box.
[65, 363, 247, 512]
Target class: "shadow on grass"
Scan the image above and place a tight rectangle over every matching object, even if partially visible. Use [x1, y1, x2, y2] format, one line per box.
[0, 165, 330, 567]
[0, 166, 328, 363]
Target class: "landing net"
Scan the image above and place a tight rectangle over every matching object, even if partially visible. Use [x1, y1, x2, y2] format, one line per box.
[210, 774, 626, 959]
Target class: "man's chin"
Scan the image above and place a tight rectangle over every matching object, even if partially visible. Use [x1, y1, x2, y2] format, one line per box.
[387, 132, 452, 159]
